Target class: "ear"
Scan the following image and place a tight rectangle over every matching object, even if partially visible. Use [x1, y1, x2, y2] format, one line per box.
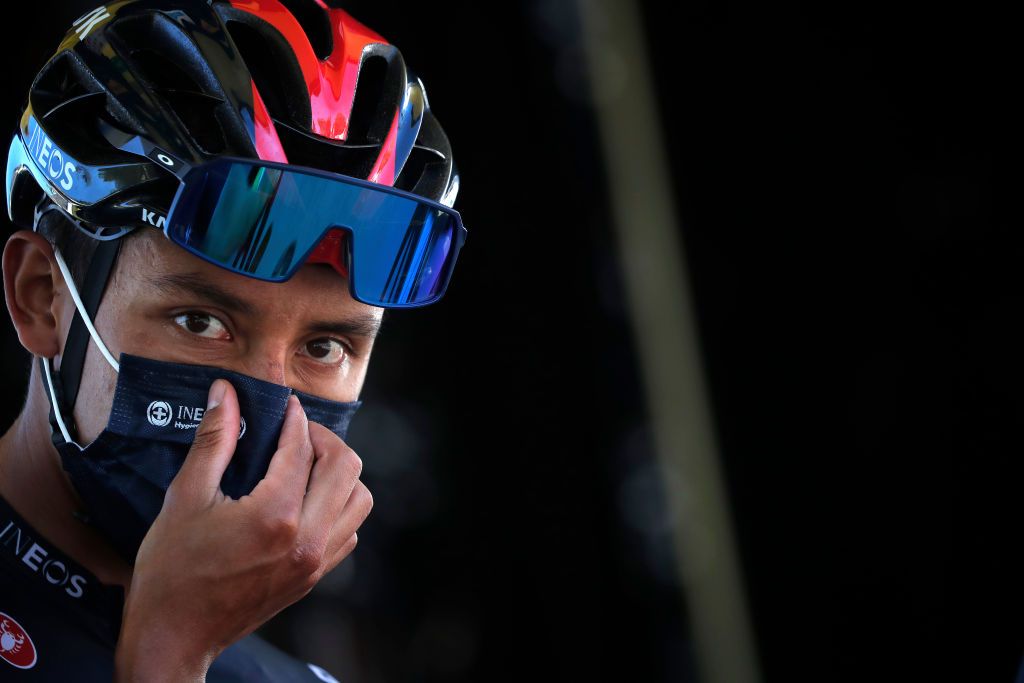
[2, 230, 63, 358]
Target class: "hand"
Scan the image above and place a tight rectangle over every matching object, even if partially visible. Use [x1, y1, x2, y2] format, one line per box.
[113, 379, 372, 683]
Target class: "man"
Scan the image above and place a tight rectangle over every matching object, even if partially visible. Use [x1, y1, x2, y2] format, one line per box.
[0, 0, 465, 680]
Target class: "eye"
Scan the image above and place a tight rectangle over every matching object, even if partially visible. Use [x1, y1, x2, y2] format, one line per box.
[300, 338, 347, 365]
[173, 312, 230, 340]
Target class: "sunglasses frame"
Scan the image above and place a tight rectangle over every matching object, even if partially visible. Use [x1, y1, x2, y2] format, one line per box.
[7, 111, 467, 309]
[162, 155, 468, 309]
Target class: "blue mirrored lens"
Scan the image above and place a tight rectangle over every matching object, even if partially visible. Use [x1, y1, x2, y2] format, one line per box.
[350, 195, 457, 306]
[166, 159, 463, 307]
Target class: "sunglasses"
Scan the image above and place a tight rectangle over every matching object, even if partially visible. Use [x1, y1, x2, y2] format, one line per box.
[7, 117, 467, 309]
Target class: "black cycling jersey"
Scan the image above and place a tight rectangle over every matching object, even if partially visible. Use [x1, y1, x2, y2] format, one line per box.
[0, 494, 340, 681]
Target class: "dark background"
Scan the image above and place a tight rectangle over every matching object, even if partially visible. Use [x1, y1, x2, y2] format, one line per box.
[1, 1, 1019, 682]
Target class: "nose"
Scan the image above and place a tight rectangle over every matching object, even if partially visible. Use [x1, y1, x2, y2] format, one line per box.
[260, 358, 287, 386]
[236, 343, 289, 386]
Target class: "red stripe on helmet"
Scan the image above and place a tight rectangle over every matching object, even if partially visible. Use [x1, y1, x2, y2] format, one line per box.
[317, 6, 389, 143]
[229, 0, 322, 86]
[252, 82, 289, 162]
[228, 0, 392, 149]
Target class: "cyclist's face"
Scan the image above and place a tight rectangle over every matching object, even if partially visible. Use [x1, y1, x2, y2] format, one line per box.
[69, 229, 383, 444]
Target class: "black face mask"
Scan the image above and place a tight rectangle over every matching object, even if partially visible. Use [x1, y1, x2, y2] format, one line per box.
[40, 246, 364, 563]
[39, 242, 366, 564]
[43, 353, 362, 563]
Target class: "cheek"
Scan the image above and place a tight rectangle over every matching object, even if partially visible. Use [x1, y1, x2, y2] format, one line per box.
[67, 288, 134, 441]
[124, 329, 161, 357]
[94, 292, 162, 359]
[341, 354, 372, 399]
[70, 342, 119, 444]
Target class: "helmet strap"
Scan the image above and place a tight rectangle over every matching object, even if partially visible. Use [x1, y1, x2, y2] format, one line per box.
[41, 238, 123, 447]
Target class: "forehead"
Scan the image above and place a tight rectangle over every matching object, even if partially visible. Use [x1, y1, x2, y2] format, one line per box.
[114, 228, 383, 323]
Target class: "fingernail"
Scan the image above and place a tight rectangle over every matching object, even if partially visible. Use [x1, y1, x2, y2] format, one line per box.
[208, 380, 226, 410]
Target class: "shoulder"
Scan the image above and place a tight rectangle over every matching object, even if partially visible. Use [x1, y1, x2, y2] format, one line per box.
[0, 591, 114, 680]
[209, 633, 342, 683]
[0, 557, 119, 680]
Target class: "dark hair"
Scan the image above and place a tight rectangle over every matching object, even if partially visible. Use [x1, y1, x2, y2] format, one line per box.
[34, 209, 140, 292]
[34, 210, 101, 291]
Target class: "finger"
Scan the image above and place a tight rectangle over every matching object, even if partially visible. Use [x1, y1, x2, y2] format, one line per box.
[258, 395, 314, 502]
[299, 422, 362, 534]
[170, 379, 240, 503]
[326, 533, 359, 570]
[323, 482, 373, 569]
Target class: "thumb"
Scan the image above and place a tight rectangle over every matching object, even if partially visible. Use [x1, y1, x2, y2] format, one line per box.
[171, 379, 240, 503]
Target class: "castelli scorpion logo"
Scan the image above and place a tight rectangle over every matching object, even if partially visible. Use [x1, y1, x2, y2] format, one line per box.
[0, 620, 23, 653]
[0, 612, 37, 669]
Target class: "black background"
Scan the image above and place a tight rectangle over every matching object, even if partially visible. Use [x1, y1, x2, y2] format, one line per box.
[1, 1, 1019, 682]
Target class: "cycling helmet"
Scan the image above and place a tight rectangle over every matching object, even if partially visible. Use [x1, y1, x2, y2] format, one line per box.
[8, 0, 458, 234]
[5, 0, 460, 444]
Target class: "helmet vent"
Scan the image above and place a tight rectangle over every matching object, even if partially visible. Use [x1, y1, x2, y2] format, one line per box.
[220, 15, 313, 129]
[30, 53, 142, 165]
[169, 91, 229, 155]
[107, 13, 241, 155]
[394, 145, 444, 193]
[126, 48, 210, 96]
[124, 48, 228, 154]
[108, 14, 224, 97]
[31, 52, 103, 121]
[346, 55, 390, 145]
[273, 118, 381, 178]
[276, 0, 334, 60]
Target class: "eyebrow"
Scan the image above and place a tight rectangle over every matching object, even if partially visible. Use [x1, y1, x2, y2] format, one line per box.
[305, 317, 383, 340]
[152, 273, 259, 317]
[151, 273, 383, 339]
